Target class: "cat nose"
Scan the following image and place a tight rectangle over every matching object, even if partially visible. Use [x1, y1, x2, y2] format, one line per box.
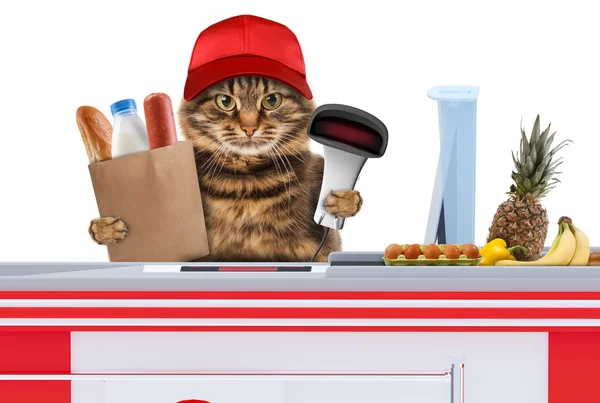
[241, 124, 258, 137]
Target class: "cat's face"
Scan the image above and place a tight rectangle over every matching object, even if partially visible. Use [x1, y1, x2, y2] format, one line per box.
[179, 76, 316, 158]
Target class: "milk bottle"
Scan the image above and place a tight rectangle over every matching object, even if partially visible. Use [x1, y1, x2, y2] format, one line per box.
[110, 99, 150, 158]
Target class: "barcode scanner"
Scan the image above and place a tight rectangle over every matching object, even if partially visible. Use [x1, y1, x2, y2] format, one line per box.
[308, 104, 388, 233]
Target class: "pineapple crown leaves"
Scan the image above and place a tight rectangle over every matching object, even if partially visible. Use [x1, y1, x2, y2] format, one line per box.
[508, 115, 573, 199]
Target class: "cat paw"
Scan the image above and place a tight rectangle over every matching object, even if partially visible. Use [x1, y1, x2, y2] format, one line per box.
[324, 190, 363, 218]
[88, 217, 129, 246]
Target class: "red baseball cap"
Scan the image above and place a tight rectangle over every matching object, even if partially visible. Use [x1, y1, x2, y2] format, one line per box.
[183, 15, 313, 101]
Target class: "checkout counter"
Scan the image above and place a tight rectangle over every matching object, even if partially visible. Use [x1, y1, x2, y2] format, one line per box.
[1, 250, 600, 403]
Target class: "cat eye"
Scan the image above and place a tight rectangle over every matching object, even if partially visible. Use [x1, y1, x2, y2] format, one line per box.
[261, 93, 282, 110]
[215, 94, 236, 111]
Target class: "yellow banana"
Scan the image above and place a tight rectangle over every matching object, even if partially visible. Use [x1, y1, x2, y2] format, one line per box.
[544, 223, 564, 257]
[568, 221, 590, 266]
[496, 220, 576, 266]
[505, 220, 564, 262]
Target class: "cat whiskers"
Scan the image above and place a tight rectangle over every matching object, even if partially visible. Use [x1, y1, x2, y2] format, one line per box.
[199, 144, 229, 192]
[276, 140, 307, 164]
[207, 144, 232, 182]
[272, 142, 311, 200]
[213, 145, 232, 180]
[279, 132, 310, 146]
[272, 142, 299, 184]
[276, 137, 311, 169]
[196, 145, 223, 173]
[200, 153, 223, 186]
[267, 148, 290, 204]
[270, 146, 297, 205]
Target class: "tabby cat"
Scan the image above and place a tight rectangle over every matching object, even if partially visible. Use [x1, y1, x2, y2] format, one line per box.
[89, 76, 363, 262]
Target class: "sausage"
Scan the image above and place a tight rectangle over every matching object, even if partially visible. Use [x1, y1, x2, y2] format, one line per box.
[143, 93, 178, 149]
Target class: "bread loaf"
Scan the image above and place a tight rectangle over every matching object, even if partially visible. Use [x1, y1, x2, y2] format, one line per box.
[588, 252, 600, 266]
[76, 106, 112, 163]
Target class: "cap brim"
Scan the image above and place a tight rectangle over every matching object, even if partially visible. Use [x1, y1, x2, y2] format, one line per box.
[184, 55, 313, 101]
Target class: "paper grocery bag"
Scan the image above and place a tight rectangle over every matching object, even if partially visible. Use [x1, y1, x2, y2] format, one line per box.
[88, 141, 209, 262]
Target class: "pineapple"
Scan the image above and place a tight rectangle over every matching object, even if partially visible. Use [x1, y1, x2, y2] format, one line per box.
[487, 115, 571, 261]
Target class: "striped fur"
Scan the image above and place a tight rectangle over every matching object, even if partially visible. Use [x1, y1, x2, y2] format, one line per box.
[177, 76, 347, 262]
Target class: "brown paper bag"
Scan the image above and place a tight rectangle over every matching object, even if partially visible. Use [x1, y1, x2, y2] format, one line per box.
[88, 141, 209, 262]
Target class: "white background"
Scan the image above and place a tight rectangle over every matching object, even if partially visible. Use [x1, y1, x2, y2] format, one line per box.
[0, 0, 598, 261]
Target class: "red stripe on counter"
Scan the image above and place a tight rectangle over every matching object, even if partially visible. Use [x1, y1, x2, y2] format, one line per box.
[75, 372, 447, 376]
[0, 332, 70, 374]
[219, 267, 277, 271]
[549, 332, 600, 403]
[0, 381, 70, 403]
[3, 307, 600, 319]
[2, 326, 600, 333]
[3, 291, 600, 300]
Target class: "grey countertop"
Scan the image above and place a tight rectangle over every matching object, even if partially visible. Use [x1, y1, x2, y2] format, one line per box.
[1, 250, 600, 292]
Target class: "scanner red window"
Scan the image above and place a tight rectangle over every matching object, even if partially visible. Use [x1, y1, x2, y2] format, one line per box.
[312, 117, 383, 154]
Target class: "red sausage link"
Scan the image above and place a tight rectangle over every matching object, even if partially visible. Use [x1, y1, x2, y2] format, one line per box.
[144, 93, 178, 150]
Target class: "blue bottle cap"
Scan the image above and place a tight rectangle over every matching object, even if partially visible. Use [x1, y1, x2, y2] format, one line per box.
[110, 99, 137, 115]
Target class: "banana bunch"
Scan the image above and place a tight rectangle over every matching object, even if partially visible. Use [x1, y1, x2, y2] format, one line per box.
[495, 216, 590, 266]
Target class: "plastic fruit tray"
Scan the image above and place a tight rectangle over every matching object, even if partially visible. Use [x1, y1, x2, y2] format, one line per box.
[383, 244, 481, 266]
[383, 255, 481, 266]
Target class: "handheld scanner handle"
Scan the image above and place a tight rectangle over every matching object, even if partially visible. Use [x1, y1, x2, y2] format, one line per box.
[307, 104, 388, 230]
[315, 147, 367, 230]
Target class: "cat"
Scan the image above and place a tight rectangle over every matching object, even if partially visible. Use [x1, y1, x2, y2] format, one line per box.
[88, 76, 363, 262]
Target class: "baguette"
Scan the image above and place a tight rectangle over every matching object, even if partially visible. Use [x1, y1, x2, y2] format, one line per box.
[76, 106, 112, 163]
